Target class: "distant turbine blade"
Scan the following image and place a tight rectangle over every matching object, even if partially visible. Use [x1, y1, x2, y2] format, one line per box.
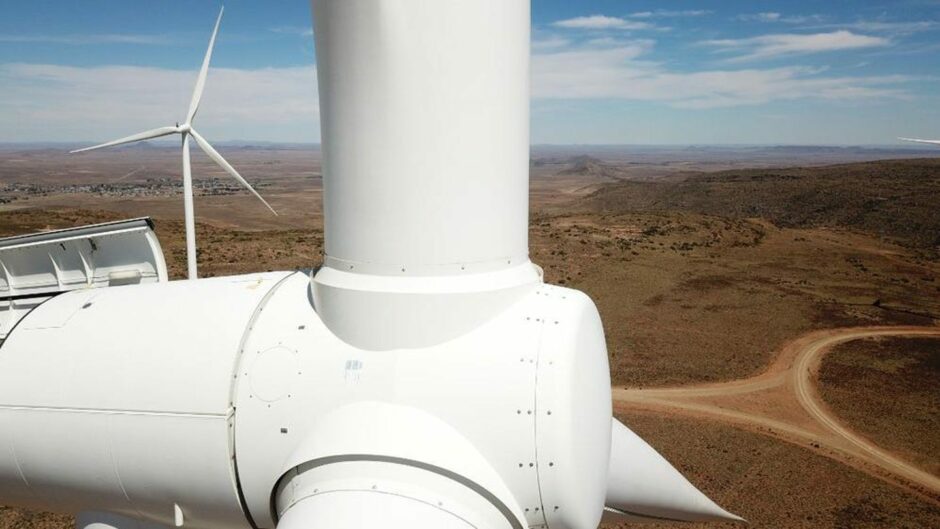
[898, 137, 940, 146]
[189, 128, 278, 216]
[70, 126, 179, 154]
[186, 6, 224, 125]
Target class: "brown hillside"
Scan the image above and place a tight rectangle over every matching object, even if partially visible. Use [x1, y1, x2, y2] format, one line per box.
[583, 158, 940, 255]
[557, 155, 625, 180]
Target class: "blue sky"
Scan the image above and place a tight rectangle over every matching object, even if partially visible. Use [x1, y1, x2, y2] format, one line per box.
[1, 0, 939, 144]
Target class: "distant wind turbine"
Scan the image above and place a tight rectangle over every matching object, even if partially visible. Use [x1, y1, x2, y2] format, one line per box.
[70, 6, 277, 280]
[899, 137, 940, 146]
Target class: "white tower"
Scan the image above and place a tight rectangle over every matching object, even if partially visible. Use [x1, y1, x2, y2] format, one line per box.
[314, 0, 530, 274]
[310, 0, 540, 351]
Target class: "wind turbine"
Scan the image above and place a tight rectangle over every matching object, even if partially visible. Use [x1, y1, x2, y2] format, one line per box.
[899, 137, 940, 146]
[0, 3, 745, 529]
[70, 6, 277, 280]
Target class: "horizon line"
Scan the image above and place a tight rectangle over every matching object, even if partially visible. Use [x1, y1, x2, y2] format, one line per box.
[1, 141, 939, 149]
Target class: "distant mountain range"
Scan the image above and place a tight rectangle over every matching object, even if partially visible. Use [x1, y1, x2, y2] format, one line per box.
[2, 143, 939, 152]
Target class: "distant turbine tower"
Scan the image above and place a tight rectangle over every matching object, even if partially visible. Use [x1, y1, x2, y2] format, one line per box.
[899, 137, 940, 146]
[70, 6, 277, 279]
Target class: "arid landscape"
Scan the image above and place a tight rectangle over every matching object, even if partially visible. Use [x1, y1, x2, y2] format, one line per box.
[1, 144, 939, 527]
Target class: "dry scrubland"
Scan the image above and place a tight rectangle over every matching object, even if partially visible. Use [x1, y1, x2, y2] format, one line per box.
[1, 148, 939, 528]
[818, 337, 940, 476]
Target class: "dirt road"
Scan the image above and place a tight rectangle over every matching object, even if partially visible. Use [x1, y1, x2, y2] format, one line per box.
[613, 326, 940, 502]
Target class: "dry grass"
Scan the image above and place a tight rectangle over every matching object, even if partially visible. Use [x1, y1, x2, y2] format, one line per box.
[0, 508, 70, 529]
[818, 337, 940, 475]
[531, 211, 940, 386]
[583, 158, 940, 257]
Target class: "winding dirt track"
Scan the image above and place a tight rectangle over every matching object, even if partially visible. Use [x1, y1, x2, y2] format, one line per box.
[613, 326, 940, 502]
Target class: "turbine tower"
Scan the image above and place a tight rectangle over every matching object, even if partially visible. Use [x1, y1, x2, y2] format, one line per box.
[0, 2, 743, 529]
[70, 7, 277, 280]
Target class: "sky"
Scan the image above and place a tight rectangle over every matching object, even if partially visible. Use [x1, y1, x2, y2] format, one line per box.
[1, 0, 939, 145]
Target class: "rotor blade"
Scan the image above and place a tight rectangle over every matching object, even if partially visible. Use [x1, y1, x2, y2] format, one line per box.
[606, 418, 745, 523]
[186, 6, 224, 125]
[189, 129, 278, 216]
[70, 126, 179, 154]
[898, 137, 940, 146]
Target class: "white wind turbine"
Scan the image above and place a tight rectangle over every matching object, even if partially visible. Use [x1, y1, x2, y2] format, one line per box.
[70, 6, 277, 280]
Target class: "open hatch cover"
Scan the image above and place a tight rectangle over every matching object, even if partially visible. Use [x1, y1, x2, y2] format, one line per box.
[0, 217, 168, 339]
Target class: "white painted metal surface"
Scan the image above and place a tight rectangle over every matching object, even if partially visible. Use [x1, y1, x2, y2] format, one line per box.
[313, 0, 530, 276]
[69, 7, 276, 280]
[311, 262, 542, 350]
[0, 218, 167, 339]
[231, 273, 613, 529]
[0, 273, 290, 529]
[310, 0, 537, 350]
[0, 270, 624, 529]
[273, 403, 524, 529]
[276, 482, 494, 529]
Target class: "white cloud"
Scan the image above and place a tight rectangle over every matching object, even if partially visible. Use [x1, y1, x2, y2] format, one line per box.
[829, 20, 937, 35]
[737, 13, 935, 32]
[738, 12, 825, 24]
[739, 12, 782, 22]
[703, 31, 890, 61]
[269, 26, 314, 38]
[532, 36, 571, 51]
[0, 36, 918, 142]
[630, 10, 710, 19]
[0, 64, 318, 142]
[552, 15, 652, 31]
[0, 34, 174, 45]
[532, 41, 913, 109]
